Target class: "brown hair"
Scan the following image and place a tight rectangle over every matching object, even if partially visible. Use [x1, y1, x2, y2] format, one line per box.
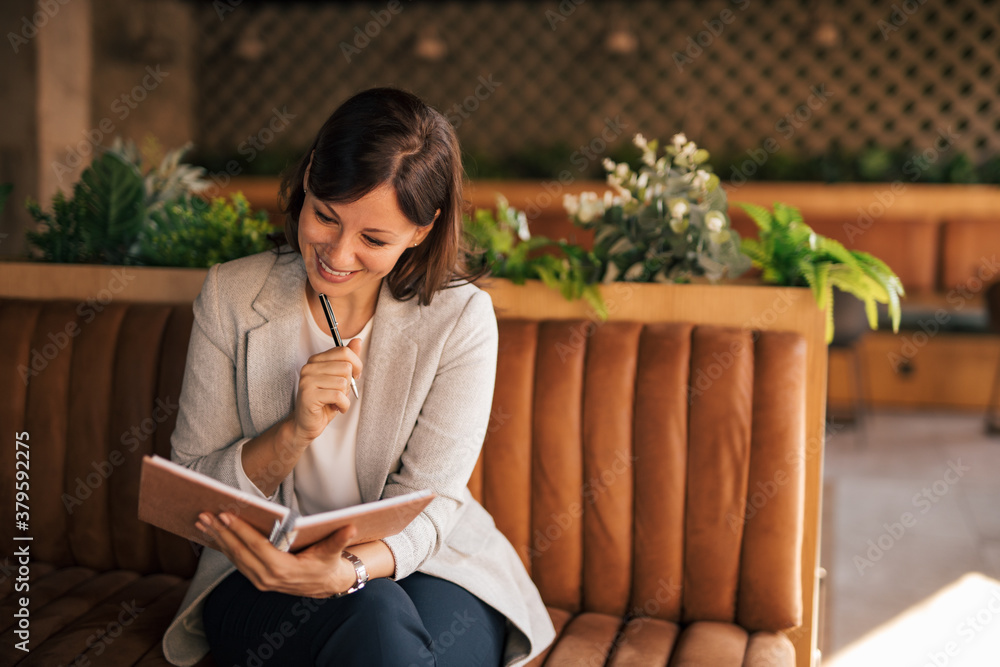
[278, 87, 479, 305]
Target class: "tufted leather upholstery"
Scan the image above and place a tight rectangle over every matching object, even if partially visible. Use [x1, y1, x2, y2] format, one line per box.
[471, 321, 805, 666]
[0, 301, 806, 666]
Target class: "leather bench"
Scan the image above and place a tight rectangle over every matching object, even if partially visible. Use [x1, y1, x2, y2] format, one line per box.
[0, 298, 808, 666]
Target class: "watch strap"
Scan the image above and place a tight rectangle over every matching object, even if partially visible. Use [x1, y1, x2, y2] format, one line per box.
[334, 551, 368, 597]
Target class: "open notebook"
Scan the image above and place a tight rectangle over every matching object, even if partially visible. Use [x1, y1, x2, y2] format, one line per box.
[138, 454, 434, 553]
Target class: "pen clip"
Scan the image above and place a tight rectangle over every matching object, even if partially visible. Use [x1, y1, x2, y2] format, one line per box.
[318, 293, 345, 346]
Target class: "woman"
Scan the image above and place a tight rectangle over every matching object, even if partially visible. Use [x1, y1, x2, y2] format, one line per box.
[161, 88, 554, 666]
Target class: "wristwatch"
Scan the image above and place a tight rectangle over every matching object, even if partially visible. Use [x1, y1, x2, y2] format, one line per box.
[334, 551, 368, 597]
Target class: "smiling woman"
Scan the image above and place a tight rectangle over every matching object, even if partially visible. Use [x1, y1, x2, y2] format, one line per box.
[298, 185, 433, 338]
[160, 88, 555, 667]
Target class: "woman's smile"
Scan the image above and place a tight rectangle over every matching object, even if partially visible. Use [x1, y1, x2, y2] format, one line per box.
[316, 254, 359, 282]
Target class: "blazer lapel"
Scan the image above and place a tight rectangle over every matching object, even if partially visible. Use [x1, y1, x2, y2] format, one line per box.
[356, 282, 421, 503]
[246, 254, 307, 437]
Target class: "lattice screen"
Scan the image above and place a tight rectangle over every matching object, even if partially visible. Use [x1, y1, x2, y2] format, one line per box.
[195, 0, 1000, 169]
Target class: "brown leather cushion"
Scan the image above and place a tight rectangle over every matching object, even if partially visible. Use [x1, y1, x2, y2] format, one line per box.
[0, 566, 213, 666]
[526, 608, 794, 666]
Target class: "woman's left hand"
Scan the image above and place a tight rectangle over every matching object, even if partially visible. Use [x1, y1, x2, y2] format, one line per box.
[195, 512, 359, 598]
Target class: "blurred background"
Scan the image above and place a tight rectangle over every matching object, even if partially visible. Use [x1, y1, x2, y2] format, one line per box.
[1, 0, 999, 663]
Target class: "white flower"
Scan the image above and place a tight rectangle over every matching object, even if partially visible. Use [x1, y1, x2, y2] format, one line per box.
[633, 133, 647, 149]
[636, 172, 649, 188]
[705, 210, 726, 232]
[609, 183, 632, 201]
[575, 191, 605, 223]
[563, 194, 580, 216]
[615, 163, 629, 179]
[515, 210, 531, 241]
[671, 133, 687, 149]
[691, 170, 710, 190]
[668, 198, 690, 219]
[679, 141, 697, 158]
[603, 158, 616, 172]
[641, 147, 656, 167]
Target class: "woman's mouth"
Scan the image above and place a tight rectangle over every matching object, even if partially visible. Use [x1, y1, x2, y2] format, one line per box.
[317, 255, 357, 282]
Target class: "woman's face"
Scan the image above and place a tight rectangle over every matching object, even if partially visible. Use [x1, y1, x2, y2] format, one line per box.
[299, 184, 433, 307]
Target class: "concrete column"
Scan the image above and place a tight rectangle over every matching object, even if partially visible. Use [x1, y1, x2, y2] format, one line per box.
[0, 0, 43, 257]
[37, 0, 93, 205]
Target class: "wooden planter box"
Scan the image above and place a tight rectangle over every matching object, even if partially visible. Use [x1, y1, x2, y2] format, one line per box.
[0, 261, 209, 303]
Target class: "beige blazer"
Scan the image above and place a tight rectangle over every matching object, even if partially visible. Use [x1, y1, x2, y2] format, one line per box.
[161, 249, 554, 666]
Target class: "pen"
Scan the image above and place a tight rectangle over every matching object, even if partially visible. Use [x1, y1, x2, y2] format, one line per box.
[318, 293, 360, 399]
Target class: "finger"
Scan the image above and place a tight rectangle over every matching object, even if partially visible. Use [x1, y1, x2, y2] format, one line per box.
[346, 339, 363, 378]
[302, 524, 357, 560]
[303, 372, 352, 394]
[219, 512, 279, 551]
[199, 512, 271, 574]
[195, 517, 228, 555]
[329, 524, 357, 552]
[307, 346, 363, 378]
[301, 388, 351, 416]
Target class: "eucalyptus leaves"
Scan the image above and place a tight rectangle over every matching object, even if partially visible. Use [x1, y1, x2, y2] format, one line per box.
[563, 133, 750, 283]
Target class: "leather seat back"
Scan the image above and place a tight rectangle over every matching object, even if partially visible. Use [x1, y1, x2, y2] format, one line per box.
[470, 320, 806, 633]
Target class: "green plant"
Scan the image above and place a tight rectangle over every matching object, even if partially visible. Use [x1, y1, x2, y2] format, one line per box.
[26, 139, 272, 268]
[136, 193, 274, 268]
[738, 201, 904, 343]
[27, 152, 145, 264]
[464, 196, 607, 316]
[564, 134, 751, 284]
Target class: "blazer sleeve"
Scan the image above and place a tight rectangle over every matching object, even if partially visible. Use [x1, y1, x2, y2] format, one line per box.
[169, 264, 256, 491]
[381, 289, 499, 579]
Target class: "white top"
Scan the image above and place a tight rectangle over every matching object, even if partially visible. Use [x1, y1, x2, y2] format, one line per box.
[236, 289, 371, 514]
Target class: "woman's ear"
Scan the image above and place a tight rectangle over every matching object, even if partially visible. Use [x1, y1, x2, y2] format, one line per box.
[413, 222, 434, 246]
[412, 209, 440, 246]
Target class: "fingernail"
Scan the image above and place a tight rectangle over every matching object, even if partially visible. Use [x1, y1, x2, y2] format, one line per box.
[219, 513, 231, 527]
[199, 513, 212, 525]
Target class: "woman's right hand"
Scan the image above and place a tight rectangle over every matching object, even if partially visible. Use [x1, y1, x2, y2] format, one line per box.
[290, 338, 363, 445]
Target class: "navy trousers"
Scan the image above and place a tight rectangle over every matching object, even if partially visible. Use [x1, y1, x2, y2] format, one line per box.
[202, 569, 507, 667]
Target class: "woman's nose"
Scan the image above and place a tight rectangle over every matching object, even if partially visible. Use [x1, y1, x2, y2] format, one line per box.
[322, 237, 356, 266]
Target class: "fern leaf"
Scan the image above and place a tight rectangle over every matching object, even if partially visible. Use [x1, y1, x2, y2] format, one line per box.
[864, 297, 878, 330]
[740, 238, 767, 266]
[77, 153, 145, 264]
[736, 202, 774, 233]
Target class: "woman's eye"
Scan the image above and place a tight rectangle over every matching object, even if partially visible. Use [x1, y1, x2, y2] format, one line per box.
[363, 235, 387, 247]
